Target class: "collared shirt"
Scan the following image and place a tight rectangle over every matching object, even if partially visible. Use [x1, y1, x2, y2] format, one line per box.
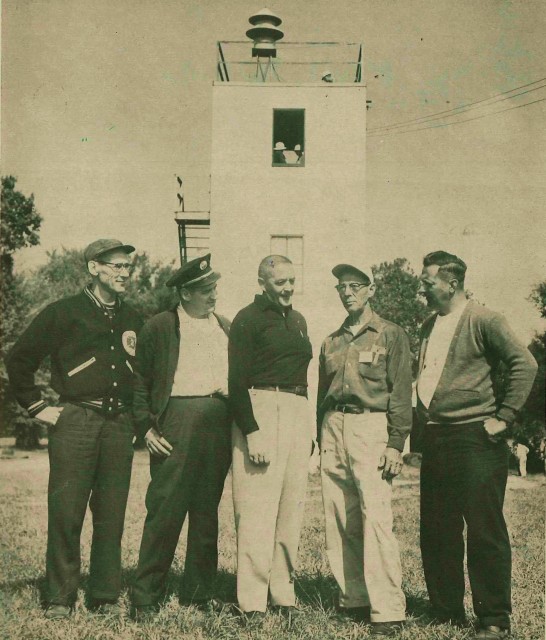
[171, 305, 229, 397]
[417, 301, 468, 409]
[317, 309, 412, 452]
[228, 293, 313, 434]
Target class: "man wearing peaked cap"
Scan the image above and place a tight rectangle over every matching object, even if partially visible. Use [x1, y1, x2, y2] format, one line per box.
[131, 253, 232, 619]
[317, 260, 412, 636]
[7, 239, 143, 619]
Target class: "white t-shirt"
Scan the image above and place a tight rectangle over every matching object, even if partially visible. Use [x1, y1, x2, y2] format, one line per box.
[417, 301, 468, 409]
[170, 305, 229, 397]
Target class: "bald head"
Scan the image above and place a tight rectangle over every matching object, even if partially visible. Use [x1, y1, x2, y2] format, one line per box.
[258, 255, 292, 280]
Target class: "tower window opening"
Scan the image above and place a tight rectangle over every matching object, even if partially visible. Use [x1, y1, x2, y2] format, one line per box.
[272, 109, 305, 167]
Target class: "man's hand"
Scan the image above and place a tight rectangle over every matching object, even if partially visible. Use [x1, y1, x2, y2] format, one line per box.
[246, 430, 270, 466]
[35, 406, 63, 426]
[483, 417, 508, 442]
[145, 427, 173, 458]
[379, 447, 403, 480]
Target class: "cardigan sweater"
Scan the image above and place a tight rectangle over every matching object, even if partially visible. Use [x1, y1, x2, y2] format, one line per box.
[132, 306, 230, 438]
[416, 301, 537, 425]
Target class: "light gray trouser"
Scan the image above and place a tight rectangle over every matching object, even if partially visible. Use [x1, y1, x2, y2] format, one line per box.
[321, 410, 406, 622]
[232, 389, 312, 612]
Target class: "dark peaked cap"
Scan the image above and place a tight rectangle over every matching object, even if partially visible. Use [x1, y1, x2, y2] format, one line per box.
[166, 253, 221, 289]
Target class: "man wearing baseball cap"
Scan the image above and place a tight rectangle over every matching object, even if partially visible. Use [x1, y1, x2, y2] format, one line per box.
[7, 239, 143, 619]
[131, 254, 232, 619]
[316, 261, 412, 636]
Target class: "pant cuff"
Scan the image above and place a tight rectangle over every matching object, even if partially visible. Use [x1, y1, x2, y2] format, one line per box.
[370, 612, 406, 623]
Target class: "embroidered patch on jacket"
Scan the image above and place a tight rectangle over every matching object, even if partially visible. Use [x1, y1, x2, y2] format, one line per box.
[122, 331, 137, 356]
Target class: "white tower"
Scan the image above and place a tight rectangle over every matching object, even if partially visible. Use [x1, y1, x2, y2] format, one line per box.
[208, 9, 366, 342]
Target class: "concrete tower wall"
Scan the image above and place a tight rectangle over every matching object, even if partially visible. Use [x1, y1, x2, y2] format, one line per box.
[209, 82, 367, 345]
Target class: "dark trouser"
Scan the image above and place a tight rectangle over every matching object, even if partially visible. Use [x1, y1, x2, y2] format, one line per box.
[132, 397, 231, 607]
[420, 422, 511, 629]
[46, 404, 134, 605]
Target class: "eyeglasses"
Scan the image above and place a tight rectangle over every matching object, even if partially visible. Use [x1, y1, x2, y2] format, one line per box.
[335, 282, 369, 293]
[97, 261, 134, 274]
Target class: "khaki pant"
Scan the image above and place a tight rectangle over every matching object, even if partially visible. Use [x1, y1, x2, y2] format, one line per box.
[321, 410, 406, 623]
[232, 389, 312, 612]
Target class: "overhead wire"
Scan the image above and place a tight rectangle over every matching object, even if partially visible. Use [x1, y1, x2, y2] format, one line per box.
[367, 96, 546, 137]
[367, 77, 546, 133]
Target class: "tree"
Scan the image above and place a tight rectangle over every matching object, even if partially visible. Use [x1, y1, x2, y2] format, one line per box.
[1, 176, 42, 284]
[0, 177, 42, 448]
[371, 258, 429, 368]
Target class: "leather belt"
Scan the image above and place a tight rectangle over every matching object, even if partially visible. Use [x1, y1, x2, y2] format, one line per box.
[333, 403, 382, 414]
[251, 384, 308, 398]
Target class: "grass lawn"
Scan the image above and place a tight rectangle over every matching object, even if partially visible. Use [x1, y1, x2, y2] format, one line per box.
[0, 444, 544, 640]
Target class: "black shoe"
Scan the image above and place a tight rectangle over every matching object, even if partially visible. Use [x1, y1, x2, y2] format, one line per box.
[192, 598, 229, 613]
[89, 599, 122, 615]
[370, 621, 405, 637]
[44, 604, 72, 620]
[434, 615, 467, 628]
[335, 605, 371, 624]
[475, 626, 510, 639]
[240, 610, 266, 627]
[131, 604, 160, 622]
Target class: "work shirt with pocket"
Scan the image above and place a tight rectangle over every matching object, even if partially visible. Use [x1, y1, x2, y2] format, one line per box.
[317, 310, 412, 451]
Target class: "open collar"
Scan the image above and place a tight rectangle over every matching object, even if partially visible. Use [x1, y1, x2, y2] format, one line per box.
[254, 293, 292, 315]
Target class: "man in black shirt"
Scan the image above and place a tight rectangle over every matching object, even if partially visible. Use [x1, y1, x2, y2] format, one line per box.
[229, 255, 313, 622]
[7, 239, 142, 619]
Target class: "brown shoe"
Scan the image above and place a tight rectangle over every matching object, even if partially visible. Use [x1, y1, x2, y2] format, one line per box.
[475, 626, 510, 639]
[44, 604, 71, 620]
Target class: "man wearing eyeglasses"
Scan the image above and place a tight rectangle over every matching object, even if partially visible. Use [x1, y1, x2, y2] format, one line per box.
[317, 263, 412, 637]
[7, 238, 143, 619]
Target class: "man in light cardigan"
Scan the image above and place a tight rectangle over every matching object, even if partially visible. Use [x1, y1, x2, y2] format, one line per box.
[416, 251, 537, 640]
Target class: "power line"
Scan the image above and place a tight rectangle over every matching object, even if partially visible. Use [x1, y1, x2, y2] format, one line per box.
[367, 96, 546, 138]
[367, 77, 546, 133]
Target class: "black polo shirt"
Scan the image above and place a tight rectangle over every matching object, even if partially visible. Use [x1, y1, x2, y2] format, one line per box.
[228, 293, 312, 434]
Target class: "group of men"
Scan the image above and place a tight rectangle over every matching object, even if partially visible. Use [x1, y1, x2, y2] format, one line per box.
[7, 240, 537, 639]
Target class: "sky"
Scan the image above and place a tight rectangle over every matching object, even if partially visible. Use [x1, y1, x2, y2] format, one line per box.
[2, 0, 545, 340]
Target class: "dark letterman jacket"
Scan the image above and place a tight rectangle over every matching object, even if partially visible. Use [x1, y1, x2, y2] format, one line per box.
[132, 306, 231, 439]
[7, 288, 143, 417]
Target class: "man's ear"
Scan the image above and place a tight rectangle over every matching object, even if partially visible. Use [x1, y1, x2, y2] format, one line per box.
[368, 282, 377, 299]
[258, 277, 266, 292]
[87, 261, 99, 277]
[178, 287, 191, 302]
[448, 278, 459, 292]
